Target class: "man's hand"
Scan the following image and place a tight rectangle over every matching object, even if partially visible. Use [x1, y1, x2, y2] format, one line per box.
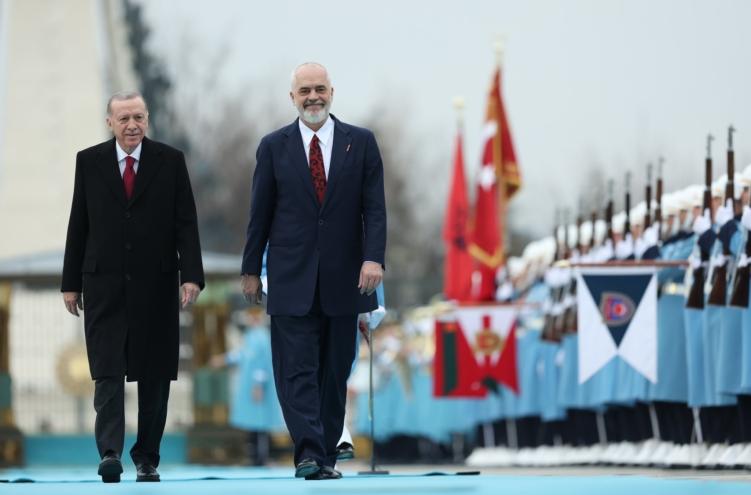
[63, 292, 83, 316]
[358, 261, 383, 296]
[242, 274, 263, 305]
[181, 282, 201, 309]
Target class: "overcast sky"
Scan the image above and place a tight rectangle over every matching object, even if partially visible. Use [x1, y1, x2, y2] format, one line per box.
[139, 0, 751, 238]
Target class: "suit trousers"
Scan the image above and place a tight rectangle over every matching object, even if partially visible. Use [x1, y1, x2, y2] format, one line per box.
[94, 376, 171, 467]
[270, 290, 357, 467]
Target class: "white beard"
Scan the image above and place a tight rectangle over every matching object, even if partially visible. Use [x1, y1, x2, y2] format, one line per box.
[301, 108, 329, 125]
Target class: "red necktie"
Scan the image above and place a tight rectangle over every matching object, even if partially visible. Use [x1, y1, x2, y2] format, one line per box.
[309, 135, 326, 204]
[123, 156, 136, 200]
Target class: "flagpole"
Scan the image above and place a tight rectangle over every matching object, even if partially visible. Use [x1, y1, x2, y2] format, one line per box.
[357, 325, 389, 476]
[493, 36, 506, 65]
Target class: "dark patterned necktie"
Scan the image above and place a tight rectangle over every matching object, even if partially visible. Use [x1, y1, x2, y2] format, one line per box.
[123, 155, 136, 200]
[309, 135, 326, 204]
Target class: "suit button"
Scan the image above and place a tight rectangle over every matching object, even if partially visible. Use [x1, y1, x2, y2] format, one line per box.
[125, 274, 131, 281]
[125, 212, 131, 219]
[318, 219, 324, 226]
[125, 242, 132, 251]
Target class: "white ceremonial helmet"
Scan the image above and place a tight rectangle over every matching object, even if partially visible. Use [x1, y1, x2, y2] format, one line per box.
[661, 191, 678, 217]
[507, 256, 527, 279]
[594, 219, 608, 244]
[579, 220, 593, 246]
[611, 211, 626, 234]
[740, 164, 751, 187]
[630, 201, 647, 228]
[539, 236, 557, 265]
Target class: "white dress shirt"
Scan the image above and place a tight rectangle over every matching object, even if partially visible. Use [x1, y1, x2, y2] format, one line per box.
[298, 116, 334, 178]
[115, 141, 142, 177]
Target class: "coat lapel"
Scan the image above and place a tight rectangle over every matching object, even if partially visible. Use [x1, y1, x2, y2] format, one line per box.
[129, 137, 162, 206]
[96, 138, 127, 207]
[322, 116, 353, 210]
[283, 120, 318, 206]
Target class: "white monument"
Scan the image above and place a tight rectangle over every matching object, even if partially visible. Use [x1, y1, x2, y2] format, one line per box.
[0, 0, 138, 260]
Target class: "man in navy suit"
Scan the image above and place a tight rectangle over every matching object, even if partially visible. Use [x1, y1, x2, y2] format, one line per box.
[241, 62, 386, 480]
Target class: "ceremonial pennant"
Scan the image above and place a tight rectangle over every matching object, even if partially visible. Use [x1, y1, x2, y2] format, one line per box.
[577, 266, 657, 384]
[433, 304, 519, 397]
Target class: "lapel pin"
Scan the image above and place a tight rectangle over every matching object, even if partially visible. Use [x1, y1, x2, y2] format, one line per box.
[346, 144, 351, 152]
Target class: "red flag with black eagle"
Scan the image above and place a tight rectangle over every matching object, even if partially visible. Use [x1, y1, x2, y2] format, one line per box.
[443, 131, 473, 301]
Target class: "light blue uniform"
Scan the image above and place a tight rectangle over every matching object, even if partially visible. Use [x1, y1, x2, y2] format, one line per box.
[557, 334, 582, 410]
[740, 272, 751, 392]
[716, 227, 744, 396]
[684, 307, 710, 407]
[702, 226, 739, 406]
[647, 235, 692, 402]
[539, 339, 566, 421]
[738, 226, 751, 392]
[227, 327, 286, 432]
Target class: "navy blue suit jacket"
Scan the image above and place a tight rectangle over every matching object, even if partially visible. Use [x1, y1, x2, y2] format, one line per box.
[242, 116, 386, 316]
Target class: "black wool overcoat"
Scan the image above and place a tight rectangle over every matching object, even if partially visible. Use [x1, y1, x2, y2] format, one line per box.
[62, 137, 204, 381]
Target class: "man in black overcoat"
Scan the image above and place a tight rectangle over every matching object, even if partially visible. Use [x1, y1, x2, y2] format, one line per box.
[61, 91, 204, 483]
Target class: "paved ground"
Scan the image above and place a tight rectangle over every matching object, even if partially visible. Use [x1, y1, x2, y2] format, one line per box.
[1, 462, 749, 495]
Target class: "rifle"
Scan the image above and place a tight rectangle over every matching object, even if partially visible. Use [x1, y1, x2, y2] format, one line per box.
[562, 208, 571, 260]
[576, 200, 584, 252]
[655, 158, 664, 242]
[563, 210, 583, 333]
[542, 209, 561, 341]
[708, 126, 736, 306]
[728, 126, 750, 307]
[645, 163, 653, 229]
[625, 172, 632, 238]
[552, 209, 572, 340]
[686, 134, 714, 309]
[552, 208, 561, 263]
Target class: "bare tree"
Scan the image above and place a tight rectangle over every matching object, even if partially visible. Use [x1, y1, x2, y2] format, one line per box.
[361, 111, 444, 309]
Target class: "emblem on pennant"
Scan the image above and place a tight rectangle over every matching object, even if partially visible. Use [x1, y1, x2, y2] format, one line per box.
[600, 291, 636, 327]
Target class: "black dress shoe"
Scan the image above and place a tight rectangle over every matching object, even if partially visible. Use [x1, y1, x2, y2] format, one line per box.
[295, 458, 320, 478]
[336, 442, 354, 461]
[136, 463, 160, 482]
[305, 465, 342, 480]
[98, 453, 123, 483]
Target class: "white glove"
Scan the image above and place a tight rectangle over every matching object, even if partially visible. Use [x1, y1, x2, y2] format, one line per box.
[688, 254, 702, 270]
[598, 239, 614, 261]
[710, 253, 728, 269]
[692, 209, 712, 235]
[714, 200, 734, 226]
[496, 281, 514, 301]
[643, 223, 659, 247]
[741, 205, 751, 231]
[738, 253, 750, 269]
[544, 268, 558, 288]
[559, 268, 572, 286]
[615, 235, 634, 259]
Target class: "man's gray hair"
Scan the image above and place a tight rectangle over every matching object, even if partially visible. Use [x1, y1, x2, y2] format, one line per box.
[290, 62, 331, 90]
[106, 91, 148, 115]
